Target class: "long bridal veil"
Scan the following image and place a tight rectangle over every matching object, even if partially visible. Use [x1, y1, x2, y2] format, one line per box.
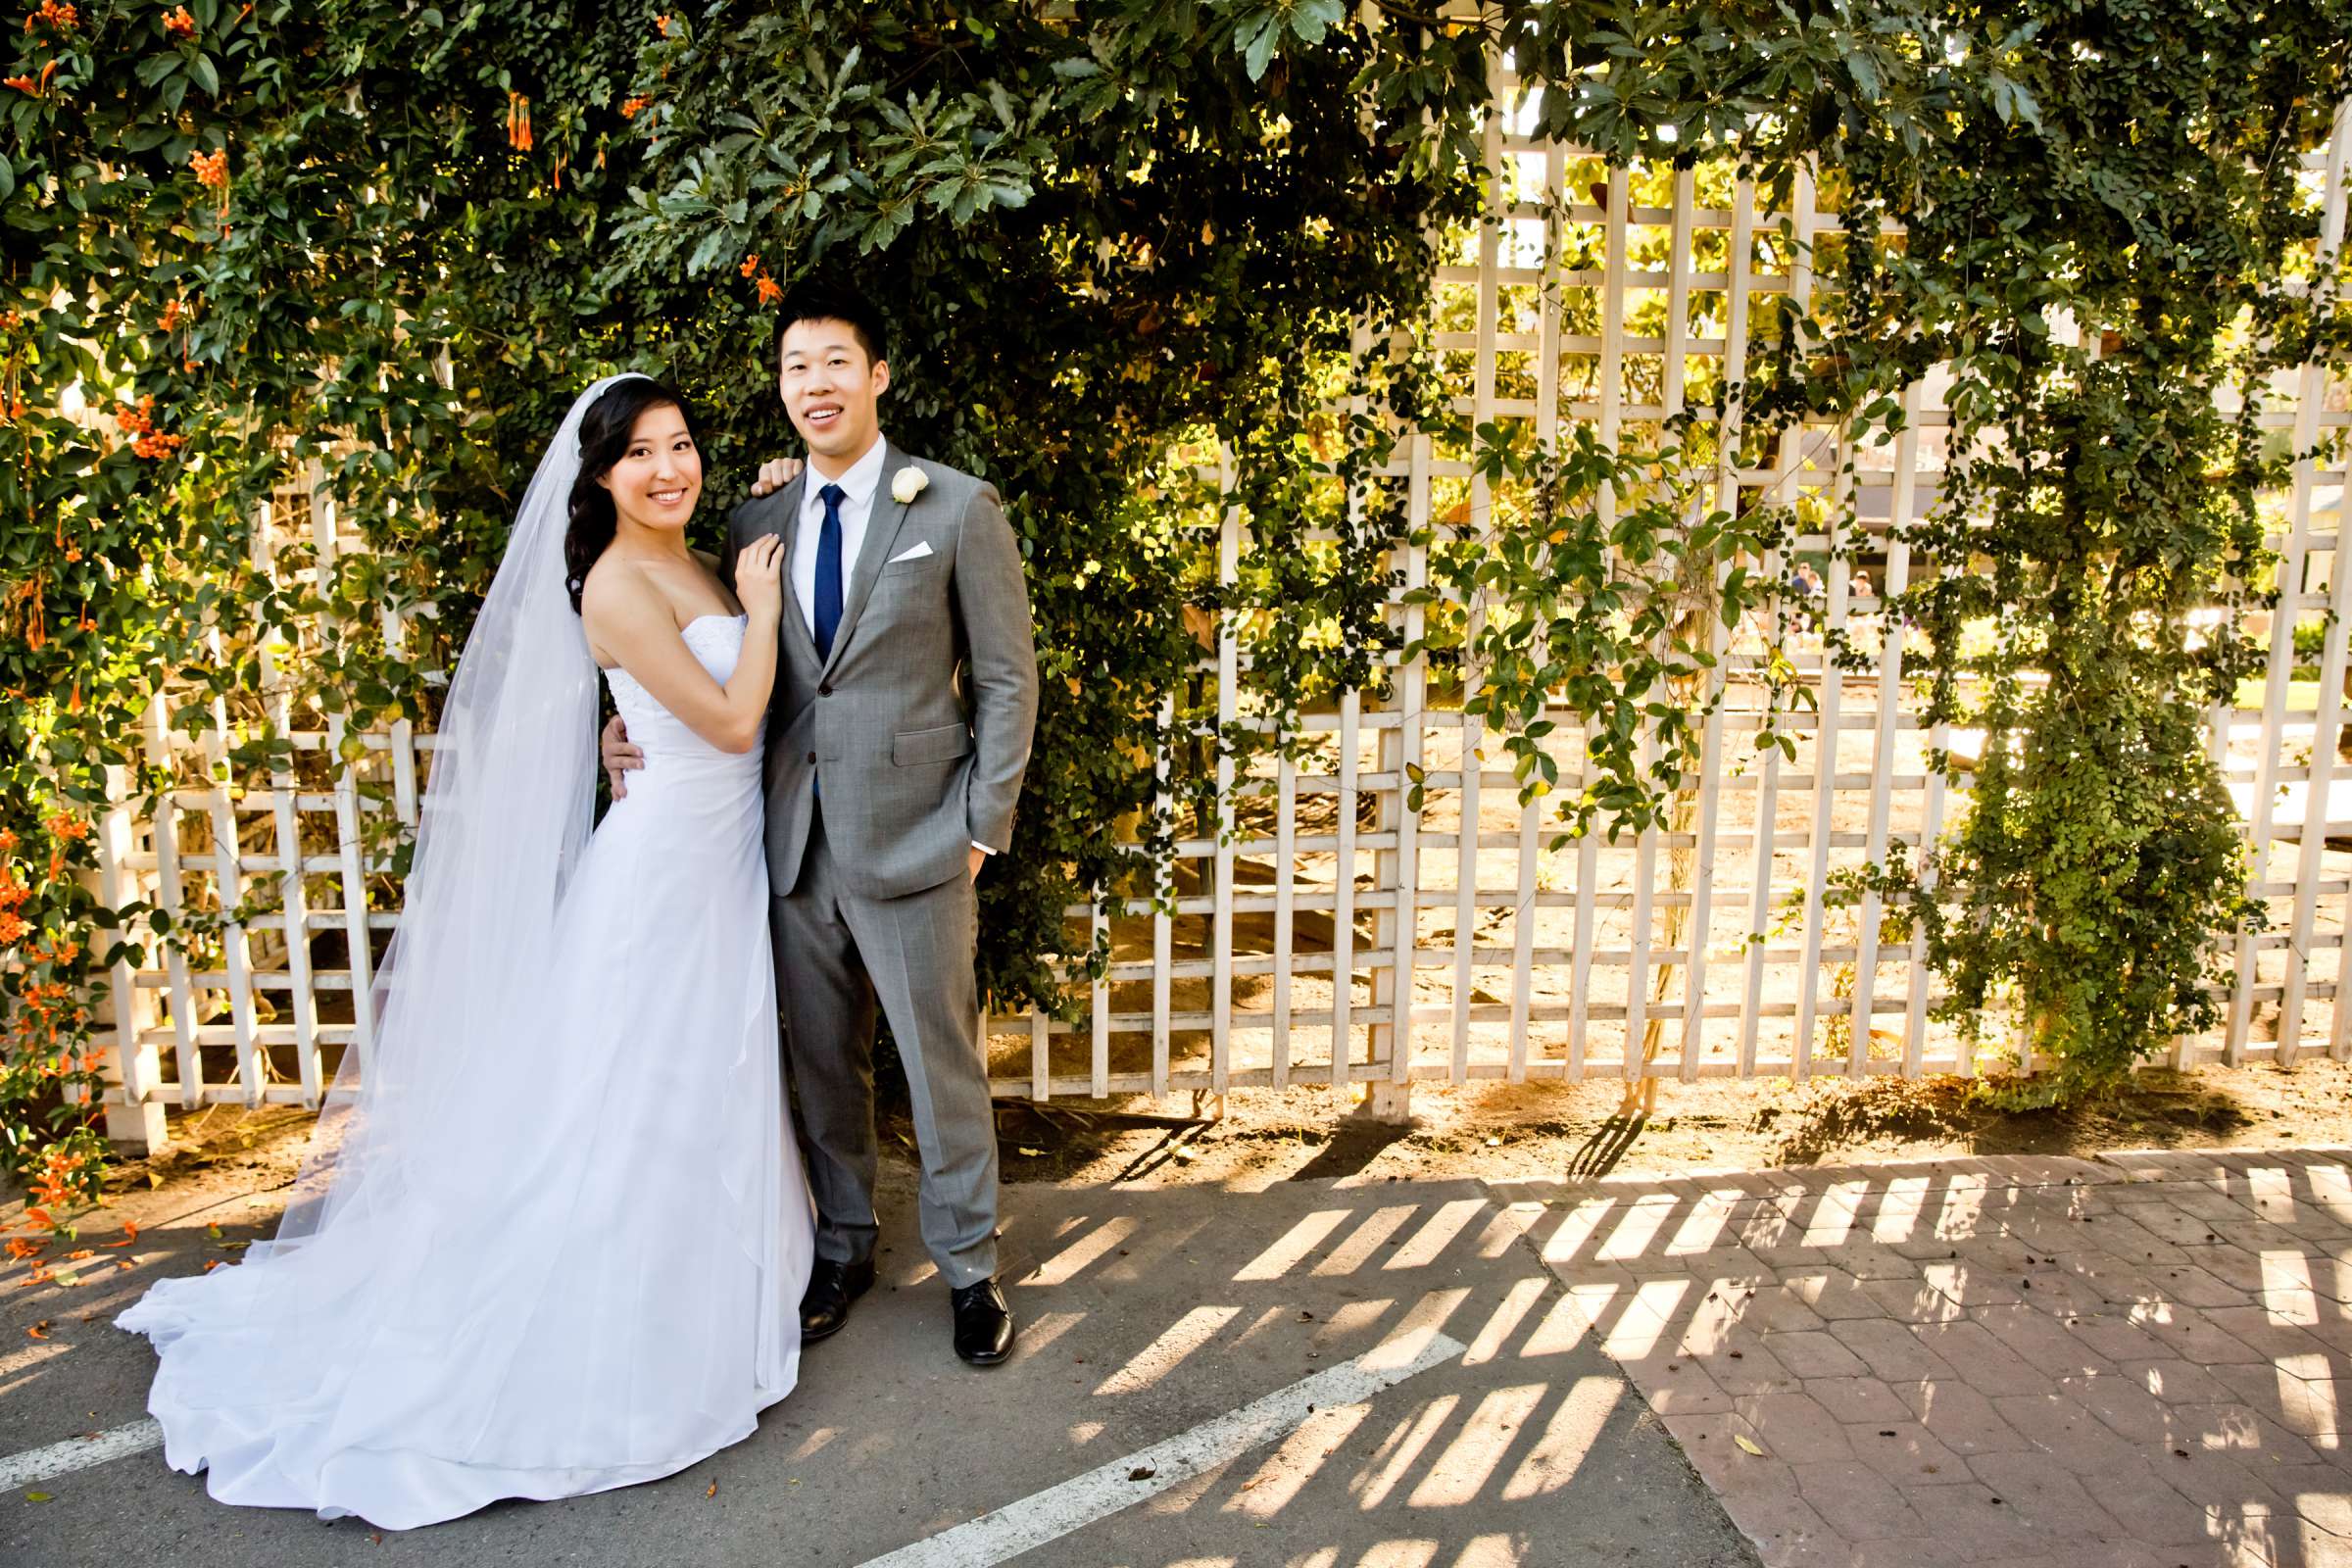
[265, 373, 644, 1255]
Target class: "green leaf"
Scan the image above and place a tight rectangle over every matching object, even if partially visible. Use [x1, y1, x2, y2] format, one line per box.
[1847, 50, 1882, 102]
[1237, 15, 1280, 82]
[686, 227, 732, 275]
[1288, 0, 1345, 47]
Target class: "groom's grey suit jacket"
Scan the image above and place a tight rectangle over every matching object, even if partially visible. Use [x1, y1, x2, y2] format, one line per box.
[724, 447, 1039, 901]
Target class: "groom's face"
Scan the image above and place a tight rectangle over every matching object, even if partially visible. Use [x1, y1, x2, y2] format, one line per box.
[778, 317, 889, 471]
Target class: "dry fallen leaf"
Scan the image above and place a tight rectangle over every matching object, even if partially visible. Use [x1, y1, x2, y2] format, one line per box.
[1733, 1435, 1767, 1457]
[25, 1321, 49, 1341]
[705, 1482, 717, 1498]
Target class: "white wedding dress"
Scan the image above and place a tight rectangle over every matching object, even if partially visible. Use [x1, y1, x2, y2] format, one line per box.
[118, 613, 813, 1530]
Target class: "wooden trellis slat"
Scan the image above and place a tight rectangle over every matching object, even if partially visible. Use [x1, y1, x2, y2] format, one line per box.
[2259, 97, 2352, 1069]
[1332, 688, 1360, 1087]
[256, 495, 323, 1107]
[1869, 381, 1927, 1079]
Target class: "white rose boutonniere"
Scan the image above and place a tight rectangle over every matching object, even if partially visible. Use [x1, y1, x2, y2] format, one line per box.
[891, 466, 929, 506]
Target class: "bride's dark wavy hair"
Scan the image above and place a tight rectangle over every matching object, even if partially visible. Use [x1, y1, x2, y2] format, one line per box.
[564, 376, 700, 612]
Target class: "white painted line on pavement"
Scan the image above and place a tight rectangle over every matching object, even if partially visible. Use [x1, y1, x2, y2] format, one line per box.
[0, 1418, 162, 1492]
[857, 1330, 1469, 1568]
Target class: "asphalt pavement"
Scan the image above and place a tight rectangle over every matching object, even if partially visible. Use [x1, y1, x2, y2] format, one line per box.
[0, 1166, 1755, 1568]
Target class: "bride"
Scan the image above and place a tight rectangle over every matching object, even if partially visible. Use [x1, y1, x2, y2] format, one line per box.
[115, 375, 815, 1530]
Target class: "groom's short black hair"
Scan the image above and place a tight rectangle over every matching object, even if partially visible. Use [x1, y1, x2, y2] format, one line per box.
[772, 280, 890, 370]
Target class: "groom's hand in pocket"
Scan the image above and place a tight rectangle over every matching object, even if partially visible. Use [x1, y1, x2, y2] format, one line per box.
[601, 714, 645, 800]
[748, 456, 805, 499]
[968, 846, 988, 885]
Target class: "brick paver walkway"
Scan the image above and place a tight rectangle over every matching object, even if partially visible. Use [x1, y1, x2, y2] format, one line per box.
[1494, 1150, 2352, 1568]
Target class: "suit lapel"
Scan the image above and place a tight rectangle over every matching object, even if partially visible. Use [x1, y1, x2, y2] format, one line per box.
[765, 474, 820, 665]
[819, 445, 914, 683]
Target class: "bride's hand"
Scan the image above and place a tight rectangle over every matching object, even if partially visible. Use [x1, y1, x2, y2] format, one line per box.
[735, 534, 786, 623]
[748, 457, 805, 498]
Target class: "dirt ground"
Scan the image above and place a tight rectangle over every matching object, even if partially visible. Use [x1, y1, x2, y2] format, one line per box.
[64, 1054, 2352, 1237]
[986, 1055, 2352, 1189]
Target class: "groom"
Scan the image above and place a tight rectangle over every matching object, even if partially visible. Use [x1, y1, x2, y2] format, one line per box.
[603, 280, 1039, 1366]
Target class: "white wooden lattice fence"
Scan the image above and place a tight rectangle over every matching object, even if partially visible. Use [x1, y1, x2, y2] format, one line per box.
[86, 87, 2352, 1146]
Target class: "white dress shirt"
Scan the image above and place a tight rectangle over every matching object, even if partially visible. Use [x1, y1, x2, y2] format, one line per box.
[794, 435, 994, 858]
[792, 433, 890, 643]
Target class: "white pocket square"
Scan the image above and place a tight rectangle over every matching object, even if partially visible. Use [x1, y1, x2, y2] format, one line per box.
[887, 541, 934, 564]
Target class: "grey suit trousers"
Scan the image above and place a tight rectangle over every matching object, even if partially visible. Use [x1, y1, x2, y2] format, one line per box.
[770, 807, 999, 1290]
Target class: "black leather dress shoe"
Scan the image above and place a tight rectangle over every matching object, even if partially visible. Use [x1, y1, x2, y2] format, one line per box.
[800, 1257, 876, 1343]
[950, 1278, 1015, 1366]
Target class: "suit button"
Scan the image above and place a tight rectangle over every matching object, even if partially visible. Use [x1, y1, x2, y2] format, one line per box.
[818, 683, 833, 697]
[805, 752, 816, 764]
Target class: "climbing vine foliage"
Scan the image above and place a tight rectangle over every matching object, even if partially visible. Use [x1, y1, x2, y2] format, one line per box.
[3, 0, 2348, 1226]
[1571, 0, 2352, 1098]
[0, 0, 1491, 1222]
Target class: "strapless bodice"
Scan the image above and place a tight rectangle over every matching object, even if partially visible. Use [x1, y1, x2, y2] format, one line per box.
[602, 614, 763, 767]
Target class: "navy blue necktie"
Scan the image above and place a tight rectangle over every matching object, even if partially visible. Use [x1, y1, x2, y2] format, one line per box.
[813, 483, 846, 662]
